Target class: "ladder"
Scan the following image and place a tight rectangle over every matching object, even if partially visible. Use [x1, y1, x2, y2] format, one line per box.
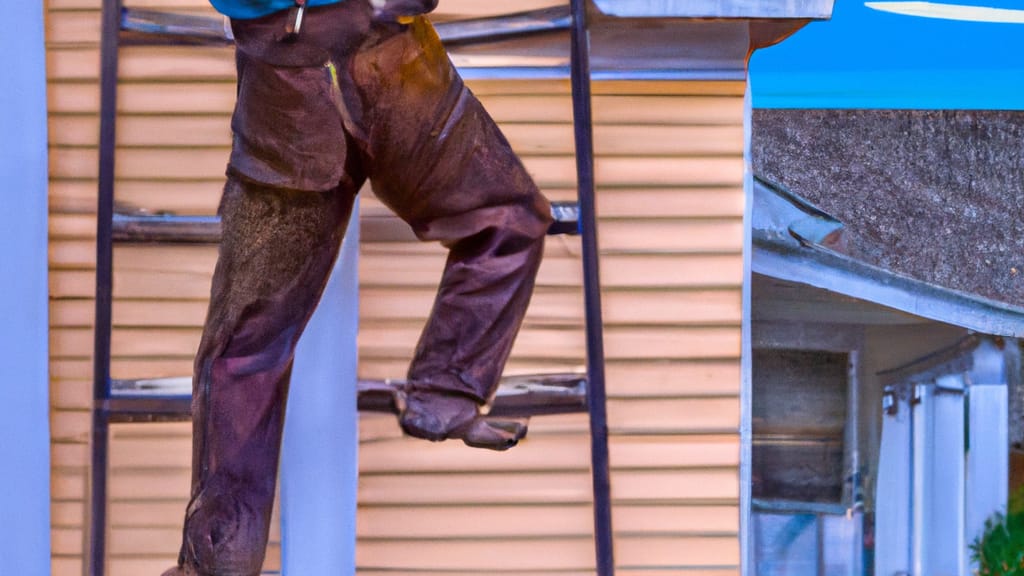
[89, 1, 613, 574]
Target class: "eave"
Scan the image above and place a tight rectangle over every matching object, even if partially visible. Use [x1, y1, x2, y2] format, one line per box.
[752, 177, 1024, 337]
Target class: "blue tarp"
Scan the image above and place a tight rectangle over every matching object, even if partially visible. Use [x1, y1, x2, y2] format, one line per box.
[750, 1, 1024, 109]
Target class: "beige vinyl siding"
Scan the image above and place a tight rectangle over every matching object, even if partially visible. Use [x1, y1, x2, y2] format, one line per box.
[356, 80, 743, 574]
[46, 0, 744, 573]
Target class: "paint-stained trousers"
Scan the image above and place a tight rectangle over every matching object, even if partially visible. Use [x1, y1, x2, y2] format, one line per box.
[166, 2, 551, 574]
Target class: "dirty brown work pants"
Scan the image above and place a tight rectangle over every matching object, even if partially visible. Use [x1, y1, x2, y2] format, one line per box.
[169, 1, 551, 574]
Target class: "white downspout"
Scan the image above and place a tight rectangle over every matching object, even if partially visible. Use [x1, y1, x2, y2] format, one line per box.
[280, 202, 361, 575]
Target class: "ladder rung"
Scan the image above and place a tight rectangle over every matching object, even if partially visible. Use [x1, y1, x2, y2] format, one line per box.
[357, 372, 588, 417]
[112, 212, 221, 244]
[120, 8, 234, 46]
[106, 372, 587, 420]
[101, 396, 192, 423]
[111, 201, 580, 244]
[120, 6, 571, 47]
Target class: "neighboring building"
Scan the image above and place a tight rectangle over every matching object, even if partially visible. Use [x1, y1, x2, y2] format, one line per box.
[749, 3, 1024, 572]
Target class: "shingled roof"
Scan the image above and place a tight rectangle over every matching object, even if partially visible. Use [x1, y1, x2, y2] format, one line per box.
[753, 109, 1024, 309]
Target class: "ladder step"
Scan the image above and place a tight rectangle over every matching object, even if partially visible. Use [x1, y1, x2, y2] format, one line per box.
[112, 201, 579, 244]
[120, 7, 234, 46]
[112, 212, 221, 244]
[357, 372, 588, 417]
[120, 6, 571, 47]
[106, 372, 586, 422]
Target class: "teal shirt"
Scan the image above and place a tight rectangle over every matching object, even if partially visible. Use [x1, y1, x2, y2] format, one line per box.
[211, 0, 342, 20]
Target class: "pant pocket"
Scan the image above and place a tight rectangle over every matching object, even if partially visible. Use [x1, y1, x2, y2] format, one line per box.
[228, 52, 348, 192]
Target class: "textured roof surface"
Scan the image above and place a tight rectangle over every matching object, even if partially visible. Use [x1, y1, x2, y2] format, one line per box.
[753, 109, 1024, 307]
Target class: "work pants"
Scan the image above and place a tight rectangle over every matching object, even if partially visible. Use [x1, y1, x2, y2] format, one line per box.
[171, 2, 551, 573]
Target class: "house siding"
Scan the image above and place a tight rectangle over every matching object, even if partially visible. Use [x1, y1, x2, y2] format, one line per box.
[46, 0, 745, 572]
[356, 79, 744, 574]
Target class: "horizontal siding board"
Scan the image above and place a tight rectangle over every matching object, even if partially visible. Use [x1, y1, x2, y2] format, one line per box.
[52, 299, 209, 328]
[360, 252, 743, 289]
[109, 527, 183, 556]
[597, 187, 745, 218]
[609, 397, 740, 433]
[356, 535, 738, 571]
[48, 46, 236, 82]
[358, 469, 737, 506]
[357, 538, 596, 572]
[617, 535, 740, 568]
[110, 435, 191, 470]
[51, 287, 738, 331]
[52, 501, 85, 528]
[111, 358, 197, 380]
[46, 83, 741, 122]
[361, 287, 741, 326]
[358, 325, 739, 362]
[50, 114, 232, 148]
[605, 360, 742, 398]
[51, 378, 93, 410]
[52, 410, 91, 443]
[358, 505, 595, 540]
[109, 469, 190, 501]
[598, 218, 743, 254]
[48, 82, 235, 115]
[51, 327, 202, 358]
[52, 469, 87, 501]
[51, 147, 740, 188]
[52, 557, 83, 576]
[601, 327, 741, 360]
[50, 113, 741, 156]
[359, 434, 738, 474]
[109, 501, 188, 528]
[52, 527, 82, 556]
[358, 503, 738, 539]
[49, 180, 224, 215]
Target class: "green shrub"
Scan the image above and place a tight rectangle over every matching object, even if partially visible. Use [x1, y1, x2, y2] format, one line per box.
[971, 487, 1024, 575]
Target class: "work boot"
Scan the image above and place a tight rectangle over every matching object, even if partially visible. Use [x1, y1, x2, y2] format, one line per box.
[399, 390, 528, 450]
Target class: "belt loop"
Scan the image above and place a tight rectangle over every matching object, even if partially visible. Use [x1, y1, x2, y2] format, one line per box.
[283, 0, 307, 42]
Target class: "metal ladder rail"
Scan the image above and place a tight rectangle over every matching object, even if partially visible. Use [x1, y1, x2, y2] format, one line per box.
[568, 1, 614, 573]
[90, 2, 614, 575]
[90, 0, 121, 573]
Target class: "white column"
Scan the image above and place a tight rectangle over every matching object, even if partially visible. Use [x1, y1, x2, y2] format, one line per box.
[875, 393, 912, 576]
[914, 376, 966, 576]
[965, 340, 1010, 575]
[280, 203, 360, 575]
[0, 0, 51, 572]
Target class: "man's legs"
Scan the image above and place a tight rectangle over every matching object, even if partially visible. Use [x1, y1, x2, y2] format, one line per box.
[164, 5, 548, 572]
[347, 18, 553, 446]
[168, 177, 357, 576]
[166, 7, 369, 571]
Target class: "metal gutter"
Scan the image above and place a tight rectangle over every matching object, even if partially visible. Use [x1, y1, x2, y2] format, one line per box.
[752, 177, 1024, 337]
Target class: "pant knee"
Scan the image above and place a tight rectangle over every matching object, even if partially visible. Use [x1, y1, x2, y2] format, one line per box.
[182, 478, 270, 576]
